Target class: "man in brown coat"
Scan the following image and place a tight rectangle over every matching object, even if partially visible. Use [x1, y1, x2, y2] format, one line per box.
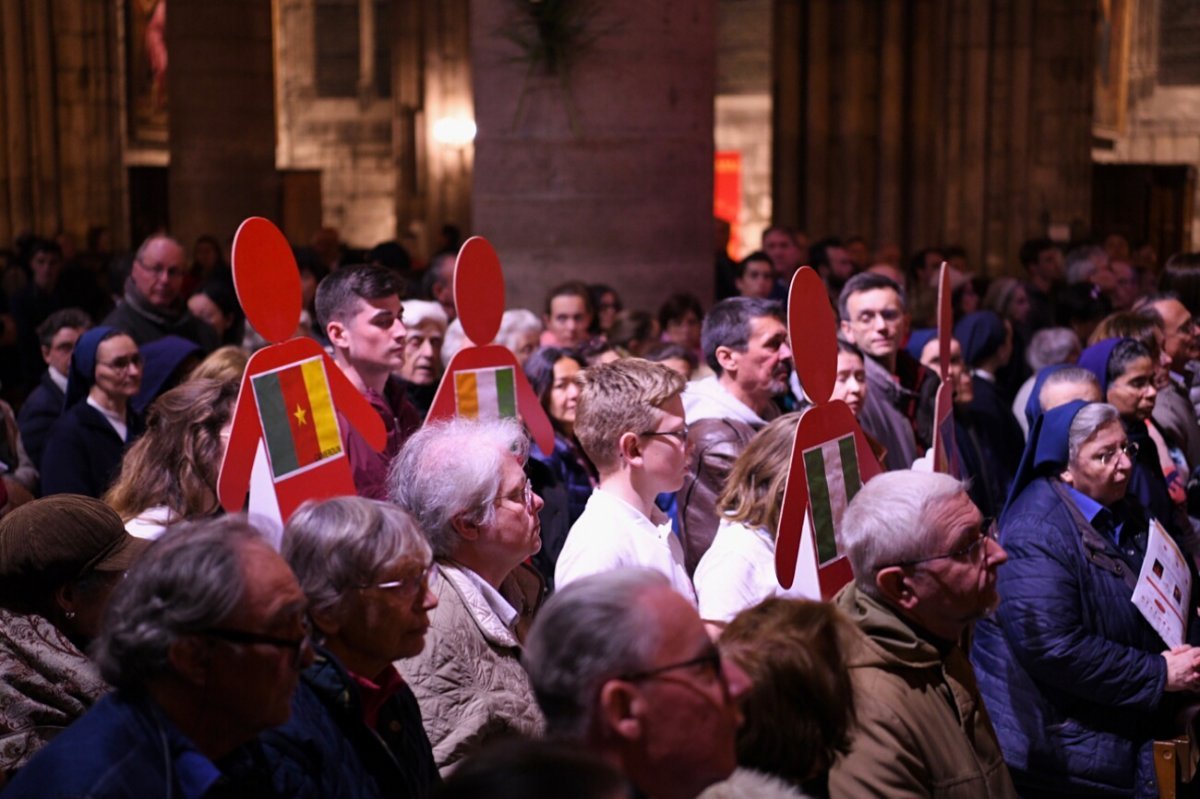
[829, 470, 1017, 799]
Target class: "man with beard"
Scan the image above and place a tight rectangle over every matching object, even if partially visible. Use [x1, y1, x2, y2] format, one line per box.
[829, 471, 1016, 798]
[839, 272, 939, 470]
[678, 298, 791, 573]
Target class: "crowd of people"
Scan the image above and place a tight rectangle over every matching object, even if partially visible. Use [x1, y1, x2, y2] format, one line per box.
[1, 224, 1200, 798]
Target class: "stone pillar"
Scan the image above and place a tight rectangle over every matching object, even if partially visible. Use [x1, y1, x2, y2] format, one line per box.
[471, 0, 716, 311]
[168, 0, 278, 249]
[774, 0, 1094, 274]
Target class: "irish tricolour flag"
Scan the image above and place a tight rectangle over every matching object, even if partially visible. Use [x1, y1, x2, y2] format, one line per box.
[802, 434, 862, 566]
[455, 366, 517, 421]
[252, 357, 343, 481]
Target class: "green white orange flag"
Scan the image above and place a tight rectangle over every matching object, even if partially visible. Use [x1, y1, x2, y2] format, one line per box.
[251, 356, 344, 481]
[454, 366, 517, 421]
[802, 433, 862, 566]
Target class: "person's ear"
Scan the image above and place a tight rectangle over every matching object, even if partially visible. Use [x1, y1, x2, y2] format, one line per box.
[168, 636, 211, 687]
[617, 431, 643, 466]
[1059, 467, 1075, 487]
[839, 319, 853, 340]
[309, 608, 341, 639]
[597, 679, 644, 742]
[54, 583, 79, 619]
[326, 319, 349, 349]
[450, 513, 481, 542]
[40, 346, 52, 366]
[714, 345, 739, 374]
[875, 567, 919, 611]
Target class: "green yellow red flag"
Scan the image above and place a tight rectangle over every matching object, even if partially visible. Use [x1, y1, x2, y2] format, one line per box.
[252, 356, 343, 481]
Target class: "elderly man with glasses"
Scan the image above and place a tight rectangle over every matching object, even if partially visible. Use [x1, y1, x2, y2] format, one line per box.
[103, 234, 218, 352]
[390, 417, 547, 774]
[3, 517, 310, 798]
[827, 470, 1017, 798]
[523, 568, 750, 799]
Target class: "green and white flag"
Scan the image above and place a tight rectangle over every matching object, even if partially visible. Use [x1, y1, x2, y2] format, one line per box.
[802, 433, 862, 565]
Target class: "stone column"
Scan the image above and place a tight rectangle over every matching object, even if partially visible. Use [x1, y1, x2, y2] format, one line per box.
[168, 0, 278, 249]
[470, 0, 717, 311]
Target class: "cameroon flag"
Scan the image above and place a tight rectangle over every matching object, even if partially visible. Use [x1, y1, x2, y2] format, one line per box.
[454, 366, 517, 421]
[252, 357, 344, 481]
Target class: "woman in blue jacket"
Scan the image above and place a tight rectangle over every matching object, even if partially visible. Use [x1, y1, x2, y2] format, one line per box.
[972, 399, 1200, 798]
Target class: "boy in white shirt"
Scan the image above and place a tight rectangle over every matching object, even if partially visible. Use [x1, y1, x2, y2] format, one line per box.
[554, 359, 697, 603]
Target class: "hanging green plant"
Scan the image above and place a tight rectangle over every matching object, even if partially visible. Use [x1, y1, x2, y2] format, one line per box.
[502, 0, 601, 77]
[501, 0, 617, 134]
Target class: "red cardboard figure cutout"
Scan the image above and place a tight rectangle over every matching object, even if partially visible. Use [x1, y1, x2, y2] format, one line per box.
[424, 236, 554, 455]
[217, 217, 385, 522]
[775, 267, 882, 597]
[931, 263, 961, 476]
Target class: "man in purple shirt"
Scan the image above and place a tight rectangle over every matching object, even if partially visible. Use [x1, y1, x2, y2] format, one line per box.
[315, 265, 420, 500]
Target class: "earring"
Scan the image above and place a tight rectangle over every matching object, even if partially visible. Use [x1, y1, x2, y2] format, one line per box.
[65, 611, 77, 620]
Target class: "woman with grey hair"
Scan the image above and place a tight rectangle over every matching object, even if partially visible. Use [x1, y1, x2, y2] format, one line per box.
[972, 400, 1200, 797]
[260, 496, 440, 798]
[1011, 327, 1083, 439]
[389, 416, 547, 774]
[495, 308, 544, 365]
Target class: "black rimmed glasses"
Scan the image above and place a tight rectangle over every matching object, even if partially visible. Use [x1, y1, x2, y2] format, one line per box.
[619, 646, 724, 684]
[1093, 441, 1138, 467]
[201, 620, 310, 667]
[879, 519, 998, 569]
[639, 424, 689, 444]
[359, 562, 437, 600]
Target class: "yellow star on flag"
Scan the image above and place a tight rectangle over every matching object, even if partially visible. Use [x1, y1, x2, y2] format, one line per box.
[294, 404, 308, 426]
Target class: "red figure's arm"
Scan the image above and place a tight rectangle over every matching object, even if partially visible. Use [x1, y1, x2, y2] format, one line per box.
[322, 354, 386, 451]
[218, 352, 268, 513]
[774, 429, 812, 590]
[499, 350, 555, 455]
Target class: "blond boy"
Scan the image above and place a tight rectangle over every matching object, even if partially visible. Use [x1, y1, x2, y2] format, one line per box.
[554, 359, 696, 603]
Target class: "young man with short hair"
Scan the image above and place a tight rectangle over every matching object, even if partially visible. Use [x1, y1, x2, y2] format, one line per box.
[315, 265, 419, 500]
[839, 272, 938, 470]
[554, 359, 696, 603]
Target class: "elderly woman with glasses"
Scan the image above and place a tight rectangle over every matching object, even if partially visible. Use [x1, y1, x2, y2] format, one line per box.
[41, 326, 145, 498]
[390, 417, 547, 774]
[260, 496, 440, 798]
[972, 400, 1200, 798]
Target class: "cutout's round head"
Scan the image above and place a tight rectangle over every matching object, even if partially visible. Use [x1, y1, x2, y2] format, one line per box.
[788, 267, 836, 403]
[232, 217, 302, 343]
[454, 237, 505, 345]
